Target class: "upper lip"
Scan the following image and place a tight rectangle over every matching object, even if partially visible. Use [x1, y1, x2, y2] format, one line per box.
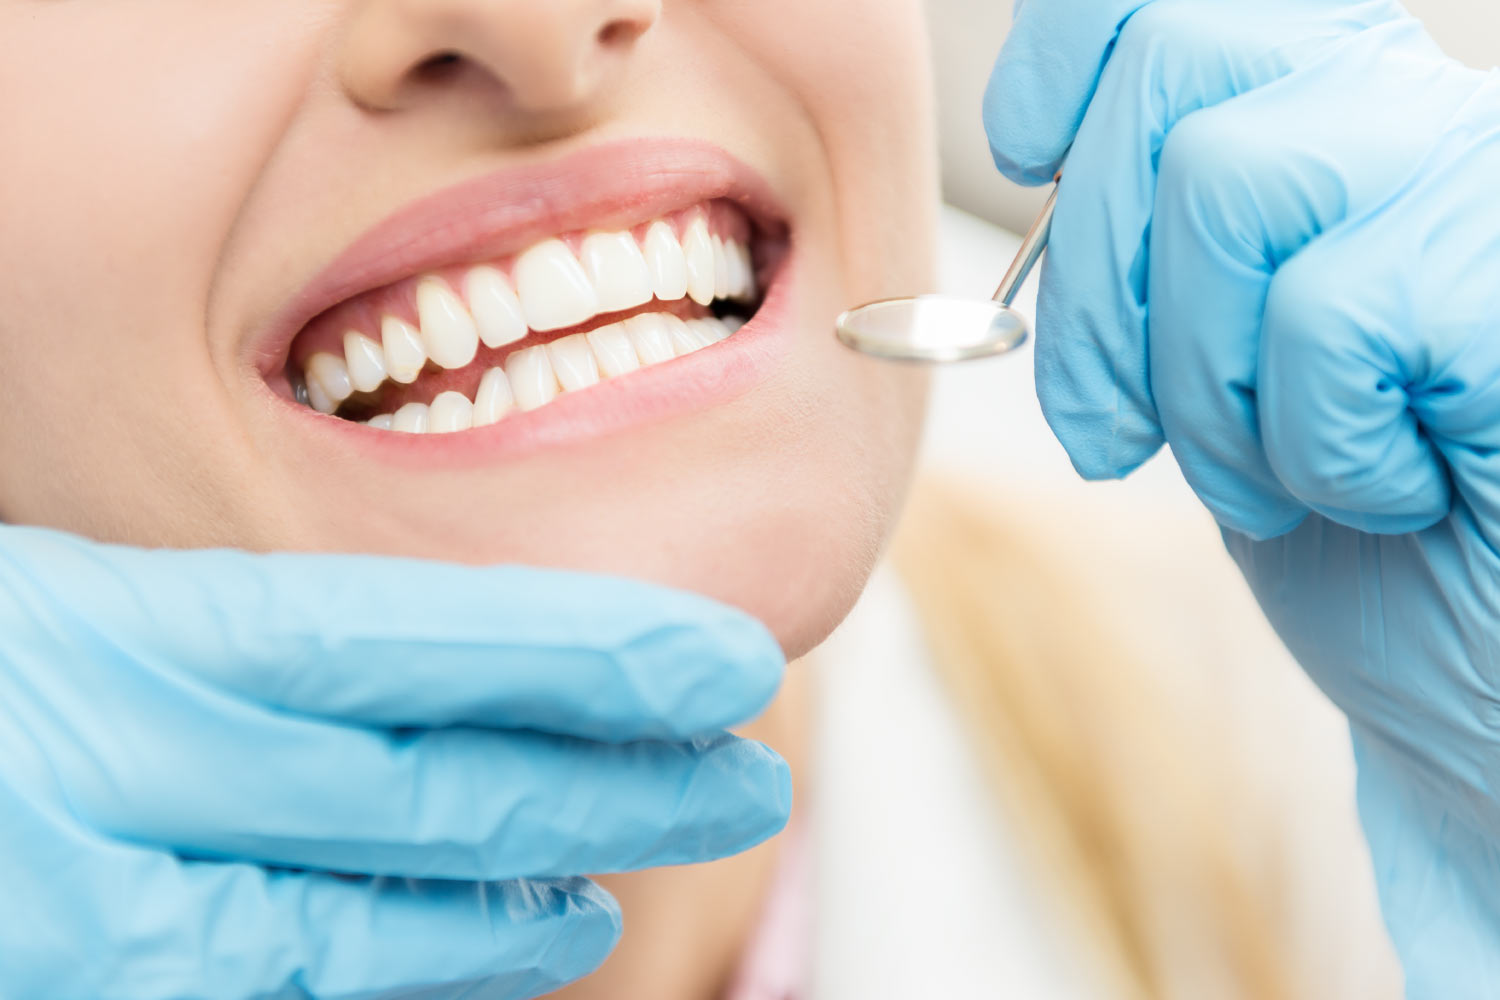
[251, 137, 790, 377]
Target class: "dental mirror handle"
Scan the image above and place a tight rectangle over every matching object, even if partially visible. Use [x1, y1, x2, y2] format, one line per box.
[993, 176, 1059, 308]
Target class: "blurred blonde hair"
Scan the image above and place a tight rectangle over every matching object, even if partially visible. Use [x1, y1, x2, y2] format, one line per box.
[890, 477, 1295, 1000]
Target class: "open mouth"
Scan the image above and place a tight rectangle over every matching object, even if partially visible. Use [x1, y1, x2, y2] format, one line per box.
[285, 199, 777, 435]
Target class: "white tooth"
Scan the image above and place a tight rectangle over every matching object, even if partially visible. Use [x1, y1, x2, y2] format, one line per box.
[417, 277, 480, 370]
[381, 316, 427, 384]
[505, 345, 560, 411]
[586, 322, 641, 378]
[392, 401, 430, 434]
[726, 240, 753, 300]
[307, 351, 353, 407]
[344, 331, 388, 393]
[712, 235, 732, 302]
[464, 266, 528, 349]
[581, 231, 653, 314]
[513, 239, 599, 332]
[305, 376, 335, 415]
[546, 333, 601, 392]
[683, 217, 716, 306]
[623, 313, 676, 365]
[682, 317, 719, 349]
[428, 390, 475, 434]
[662, 314, 705, 357]
[642, 221, 689, 301]
[690, 317, 731, 344]
[366, 414, 395, 431]
[722, 239, 741, 298]
[740, 243, 758, 300]
[722, 315, 747, 334]
[473, 366, 515, 426]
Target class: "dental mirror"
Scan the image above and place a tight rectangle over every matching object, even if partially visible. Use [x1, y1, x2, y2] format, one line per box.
[835, 180, 1058, 364]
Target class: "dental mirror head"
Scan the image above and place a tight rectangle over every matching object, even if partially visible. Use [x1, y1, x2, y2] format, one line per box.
[835, 180, 1059, 365]
[835, 296, 1029, 362]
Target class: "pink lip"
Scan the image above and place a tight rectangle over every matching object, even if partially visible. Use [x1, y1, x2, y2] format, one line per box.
[252, 137, 789, 378]
[251, 137, 799, 468]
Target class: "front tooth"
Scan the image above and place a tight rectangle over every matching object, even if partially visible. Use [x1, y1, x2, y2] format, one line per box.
[381, 316, 427, 384]
[464, 267, 528, 349]
[586, 322, 641, 378]
[505, 344, 560, 411]
[473, 367, 515, 426]
[428, 390, 475, 434]
[306, 352, 353, 410]
[513, 239, 599, 332]
[366, 414, 395, 430]
[623, 313, 676, 365]
[343, 331, 388, 393]
[417, 277, 480, 370]
[391, 401, 430, 434]
[547, 333, 601, 392]
[642, 221, 689, 301]
[682, 217, 716, 306]
[581, 232, 653, 314]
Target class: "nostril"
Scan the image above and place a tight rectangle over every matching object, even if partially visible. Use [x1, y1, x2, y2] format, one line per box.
[597, 20, 641, 49]
[415, 51, 464, 82]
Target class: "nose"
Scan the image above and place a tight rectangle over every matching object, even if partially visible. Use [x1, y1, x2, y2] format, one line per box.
[340, 0, 661, 116]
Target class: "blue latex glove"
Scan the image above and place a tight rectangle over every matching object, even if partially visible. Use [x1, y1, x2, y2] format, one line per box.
[987, 2, 1500, 994]
[0, 526, 790, 1000]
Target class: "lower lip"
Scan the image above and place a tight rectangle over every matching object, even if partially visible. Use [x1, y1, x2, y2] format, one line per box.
[263, 251, 799, 468]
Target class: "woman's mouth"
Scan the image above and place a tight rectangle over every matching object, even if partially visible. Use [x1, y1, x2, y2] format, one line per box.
[285, 199, 770, 434]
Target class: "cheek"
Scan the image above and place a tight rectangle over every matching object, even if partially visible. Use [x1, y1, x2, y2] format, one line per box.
[673, 0, 936, 646]
[0, 1, 320, 530]
[712, 0, 939, 295]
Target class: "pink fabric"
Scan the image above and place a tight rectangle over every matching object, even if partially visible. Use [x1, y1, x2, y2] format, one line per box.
[722, 823, 813, 1000]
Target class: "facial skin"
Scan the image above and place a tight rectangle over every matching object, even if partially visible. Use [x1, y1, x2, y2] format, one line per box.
[0, 0, 937, 994]
[0, 0, 936, 659]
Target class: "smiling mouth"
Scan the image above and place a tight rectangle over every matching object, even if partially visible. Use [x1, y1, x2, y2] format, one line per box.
[285, 199, 775, 434]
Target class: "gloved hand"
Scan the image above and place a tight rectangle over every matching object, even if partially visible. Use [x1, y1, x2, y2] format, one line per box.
[0, 526, 790, 1000]
[986, 2, 1500, 995]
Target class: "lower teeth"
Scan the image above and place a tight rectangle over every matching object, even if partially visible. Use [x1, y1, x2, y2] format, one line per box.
[333, 310, 748, 435]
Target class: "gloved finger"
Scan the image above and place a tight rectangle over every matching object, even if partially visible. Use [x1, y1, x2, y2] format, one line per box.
[1030, 2, 1396, 481]
[1148, 23, 1475, 537]
[1256, 230, 1447, 534]
[0, 525, 783, 743]
[984, 0, 1153, 185]
[261, 873, 618, 1000]
[4, 780, 622, 1000]
[37, 683, 791, 878]
[1259, 111, 1500, 536]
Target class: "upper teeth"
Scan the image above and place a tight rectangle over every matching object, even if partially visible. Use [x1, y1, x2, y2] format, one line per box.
[299, 212, 757, 423]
